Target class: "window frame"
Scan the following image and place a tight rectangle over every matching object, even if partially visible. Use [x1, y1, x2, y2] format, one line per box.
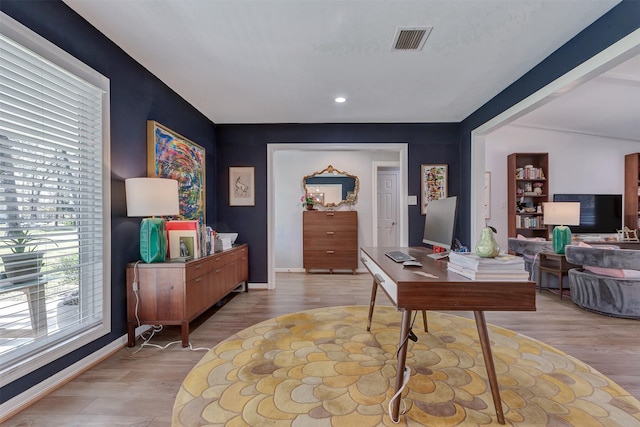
[0, 12, 111, 387]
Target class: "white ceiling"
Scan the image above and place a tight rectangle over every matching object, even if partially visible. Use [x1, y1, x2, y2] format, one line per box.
[61, 0, 638, 141]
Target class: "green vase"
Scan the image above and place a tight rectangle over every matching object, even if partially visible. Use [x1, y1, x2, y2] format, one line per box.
[475, 227, 500, 258]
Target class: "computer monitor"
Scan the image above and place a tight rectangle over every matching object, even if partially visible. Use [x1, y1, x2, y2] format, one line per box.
[423, 196, 458, 259]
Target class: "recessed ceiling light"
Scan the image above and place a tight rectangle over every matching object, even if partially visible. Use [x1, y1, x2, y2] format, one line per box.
[334, 97, 346, 103]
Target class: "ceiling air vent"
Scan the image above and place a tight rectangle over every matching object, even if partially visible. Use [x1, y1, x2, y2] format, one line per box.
[392, 27, 432, 51]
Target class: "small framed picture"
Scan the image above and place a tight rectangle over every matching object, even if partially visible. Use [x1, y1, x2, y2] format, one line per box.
[420, 164, 448, 215]
[229, 166, 255, 206]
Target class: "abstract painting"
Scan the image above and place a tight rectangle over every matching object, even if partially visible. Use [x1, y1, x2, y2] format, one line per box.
[420, 164, 448, 214]
[147, 121, 205, 222]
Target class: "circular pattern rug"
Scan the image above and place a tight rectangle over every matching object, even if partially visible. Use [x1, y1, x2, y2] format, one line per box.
[172, 306, 640, 426]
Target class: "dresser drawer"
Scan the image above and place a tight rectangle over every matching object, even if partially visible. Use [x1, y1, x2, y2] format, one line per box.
[304, 232, 357, 249]
[303, 249, 358, 269]
[185, 257, 212, 282]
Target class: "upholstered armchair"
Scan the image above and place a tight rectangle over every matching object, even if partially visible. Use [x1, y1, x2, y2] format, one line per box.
[564, 245, 640, 319]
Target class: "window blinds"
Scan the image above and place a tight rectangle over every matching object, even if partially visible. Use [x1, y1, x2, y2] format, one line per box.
[0, 32, 105, 364]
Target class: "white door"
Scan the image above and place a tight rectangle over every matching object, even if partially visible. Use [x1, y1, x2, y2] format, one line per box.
[377, 170, 399, 246]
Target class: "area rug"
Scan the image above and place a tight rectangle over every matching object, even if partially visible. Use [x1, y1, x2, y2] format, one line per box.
[172, 306, 640, 426]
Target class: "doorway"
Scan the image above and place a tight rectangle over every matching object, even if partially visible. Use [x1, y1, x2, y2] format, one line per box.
[267, 144, 408, 289]
[373, 162, 400, 247]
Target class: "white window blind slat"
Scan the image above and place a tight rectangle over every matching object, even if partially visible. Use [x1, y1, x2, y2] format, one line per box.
[0, 14, 109, 384]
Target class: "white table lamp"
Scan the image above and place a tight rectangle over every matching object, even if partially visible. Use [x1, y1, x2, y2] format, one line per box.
[543, 202, 580, 254]
[125, 177, 180, 263]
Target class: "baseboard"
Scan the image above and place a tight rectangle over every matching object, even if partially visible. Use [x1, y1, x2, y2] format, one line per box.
[0, 335, 128, 423]
[249, 282, 269, 290]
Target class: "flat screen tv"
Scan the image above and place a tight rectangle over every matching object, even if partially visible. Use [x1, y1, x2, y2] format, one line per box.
[552, 194, 622, 234]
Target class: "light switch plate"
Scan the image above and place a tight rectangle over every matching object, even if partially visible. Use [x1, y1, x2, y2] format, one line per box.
[407, 195, 417, 205]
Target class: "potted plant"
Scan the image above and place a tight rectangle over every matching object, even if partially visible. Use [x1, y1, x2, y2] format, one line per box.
[301, 193, 316, 211]
[1, 230, 55, 284]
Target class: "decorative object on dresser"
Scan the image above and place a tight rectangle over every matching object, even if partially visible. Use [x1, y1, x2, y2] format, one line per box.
[303, 211, 357, 273]
[302, 165, 359, 208]
[125, 177, 180, 263]
[507, 153, 549, 240]
[126, 244, 249, 347]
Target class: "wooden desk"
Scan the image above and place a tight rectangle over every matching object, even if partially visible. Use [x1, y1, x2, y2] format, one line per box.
[360, 247, 536, 424]
[537, 251, 580, 300]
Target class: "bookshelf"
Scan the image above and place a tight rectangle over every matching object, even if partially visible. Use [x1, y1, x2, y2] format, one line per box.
[625, 153, 640, 230]
[507, 153, 549, 239]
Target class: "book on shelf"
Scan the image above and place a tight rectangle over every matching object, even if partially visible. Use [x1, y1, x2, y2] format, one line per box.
[448, 252, 525, 270]
[447, 264, 530, 281]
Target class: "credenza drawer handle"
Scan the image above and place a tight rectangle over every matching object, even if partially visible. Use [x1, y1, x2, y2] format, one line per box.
[326, 250, 335, 254]
[195, 277, 202, 282]
[326, 231, 335, 235]
[326, 212, 335, 216]
[374, 274, 385, 284]
[195, 264, 202, 269]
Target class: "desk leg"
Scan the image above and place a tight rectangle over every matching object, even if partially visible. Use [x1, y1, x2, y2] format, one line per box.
[474, 311, 505, 425]
[421, 310, 428, 333]
[392, 309, 412, 422]
[366, 279, 378, 332]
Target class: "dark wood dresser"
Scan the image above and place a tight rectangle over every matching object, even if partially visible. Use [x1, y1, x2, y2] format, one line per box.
[303, 211, 357, 273]
[126, 244, 248, 347]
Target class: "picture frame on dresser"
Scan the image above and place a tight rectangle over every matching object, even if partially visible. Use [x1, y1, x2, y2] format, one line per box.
[147, 120, 206, 222]
[229, 166, 255, 206]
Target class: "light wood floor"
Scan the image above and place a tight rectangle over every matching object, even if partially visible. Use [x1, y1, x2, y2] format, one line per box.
[5, 272, 640, 426]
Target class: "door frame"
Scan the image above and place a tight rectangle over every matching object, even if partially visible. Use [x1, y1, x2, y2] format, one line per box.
[267, 143, 408, 289]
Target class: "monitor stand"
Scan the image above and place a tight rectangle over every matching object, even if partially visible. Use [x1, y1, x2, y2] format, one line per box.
[428, 251, 450, 260]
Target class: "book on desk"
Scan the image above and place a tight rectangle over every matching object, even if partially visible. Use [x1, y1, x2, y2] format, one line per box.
[447, 252, 529, 281]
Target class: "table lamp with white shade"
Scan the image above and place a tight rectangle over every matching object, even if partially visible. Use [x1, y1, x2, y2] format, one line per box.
[543, 202, 580, 254]
[125, 177, 180, 263]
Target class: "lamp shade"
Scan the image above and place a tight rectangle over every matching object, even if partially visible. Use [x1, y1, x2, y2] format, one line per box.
[125, 177, 180, 217]
[542, 202, 580, 226]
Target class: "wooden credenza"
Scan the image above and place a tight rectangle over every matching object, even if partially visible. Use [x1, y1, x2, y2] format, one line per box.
[126, 244, 248, 347]
[303, 211, 357, 273]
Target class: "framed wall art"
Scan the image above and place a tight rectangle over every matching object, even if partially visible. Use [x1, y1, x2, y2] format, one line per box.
[147, 120, 206, 222]
[229, 166, 255, 206]
[420, 164, 448, 215]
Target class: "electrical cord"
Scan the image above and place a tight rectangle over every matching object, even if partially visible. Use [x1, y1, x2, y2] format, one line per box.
[388, 366, 411, 423]
[387, 311, 418, 423]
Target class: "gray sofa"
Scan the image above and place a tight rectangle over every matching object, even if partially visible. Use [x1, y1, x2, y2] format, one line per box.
[564, 245, 640, 319]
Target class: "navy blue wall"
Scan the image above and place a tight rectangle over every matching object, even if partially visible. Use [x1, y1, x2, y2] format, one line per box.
[1, 1, 216, 402]
[215, 123, 461, 282]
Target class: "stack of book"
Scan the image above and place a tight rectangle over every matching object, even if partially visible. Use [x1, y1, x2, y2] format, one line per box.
[447, 252, 529, 281]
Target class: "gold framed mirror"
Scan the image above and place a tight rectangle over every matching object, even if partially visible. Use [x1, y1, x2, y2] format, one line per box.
[302, 165, 359, 208]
